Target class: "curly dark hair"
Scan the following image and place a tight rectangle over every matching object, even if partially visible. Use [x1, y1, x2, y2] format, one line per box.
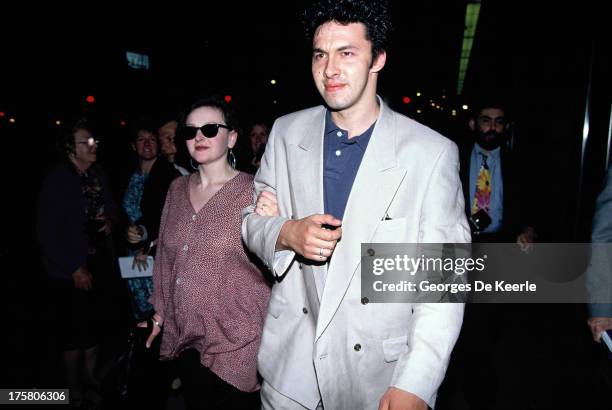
[303, 0, 392, 61]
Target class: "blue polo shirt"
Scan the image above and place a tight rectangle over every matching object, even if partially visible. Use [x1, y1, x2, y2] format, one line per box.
[323, 110, 375, 220]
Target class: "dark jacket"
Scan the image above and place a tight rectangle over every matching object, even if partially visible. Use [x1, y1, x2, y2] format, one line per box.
[37, 162, 118, 279]
[118, 157, 180, 252]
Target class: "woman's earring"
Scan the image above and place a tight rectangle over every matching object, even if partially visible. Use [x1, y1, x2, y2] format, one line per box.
[190, 158, 199, 170]
[228, 149, 237, 169]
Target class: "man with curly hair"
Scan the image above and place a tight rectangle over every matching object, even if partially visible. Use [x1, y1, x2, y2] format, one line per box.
[242, 1, 469, 408]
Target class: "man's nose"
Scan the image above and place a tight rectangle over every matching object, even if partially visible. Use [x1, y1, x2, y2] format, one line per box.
[324, 56, 340, 78]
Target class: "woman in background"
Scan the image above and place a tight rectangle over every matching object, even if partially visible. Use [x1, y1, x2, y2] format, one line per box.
[38, 119, 118, 408]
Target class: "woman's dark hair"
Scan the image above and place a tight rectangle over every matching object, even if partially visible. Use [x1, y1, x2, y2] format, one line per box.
[183, 95, 239, 133]
[56, 118, 92, 159]
[129, 117, 158, 143]
[303, 0, 392, 61]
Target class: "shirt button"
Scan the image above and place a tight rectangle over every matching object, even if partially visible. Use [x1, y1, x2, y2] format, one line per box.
[176, 278, 182, 285]
[361, 297, 369, 305]
[302, 307, 308, 314]
[354, 344, 362, 352]
[183, 245, 189, 251]
[335, 150, 341, 156]
[367, 248, 375, 257]
[192, 214, 197, 221]
[336, 131, 342, 137]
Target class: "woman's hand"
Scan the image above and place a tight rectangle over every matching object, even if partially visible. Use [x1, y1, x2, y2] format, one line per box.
[126, 225, 144, 244]
[255, 191, 279, 217]
[132, 249, 149, 272]
[72, 266, 93, 290]
[137, 313, 164, 348]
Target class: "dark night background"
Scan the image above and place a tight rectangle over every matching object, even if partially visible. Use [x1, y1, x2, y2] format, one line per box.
[1, 0, 610, 407]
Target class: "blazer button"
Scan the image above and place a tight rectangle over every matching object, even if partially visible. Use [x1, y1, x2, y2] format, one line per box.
[302, 307, 308, 314]
[354, 344, 362, 352]
[367, 248, 375, 257]
[361, 297, 369, 305]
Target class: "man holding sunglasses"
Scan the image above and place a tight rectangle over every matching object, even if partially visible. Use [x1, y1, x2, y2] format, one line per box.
[242, 1, 469, 409]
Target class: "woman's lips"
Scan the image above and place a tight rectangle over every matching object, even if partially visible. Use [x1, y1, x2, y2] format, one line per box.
[195, 146, 209, 151]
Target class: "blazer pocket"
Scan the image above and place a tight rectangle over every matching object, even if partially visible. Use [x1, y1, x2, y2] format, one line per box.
[377, 217, 407, 233]
[382, 335, 409, 363]
[267, 293, 287, 319]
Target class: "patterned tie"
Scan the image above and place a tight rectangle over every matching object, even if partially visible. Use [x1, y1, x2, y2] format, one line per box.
[472, 153, 491, 215]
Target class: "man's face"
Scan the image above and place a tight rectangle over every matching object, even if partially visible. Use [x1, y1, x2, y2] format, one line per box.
[311, 21, 384, 112]
[158, 120, 178, 161]
[472, 108, 508, 150]
[133, 130, 158, 161]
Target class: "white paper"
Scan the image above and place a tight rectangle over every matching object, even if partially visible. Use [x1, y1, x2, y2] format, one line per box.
[602, 330, 612, 352]
[118, 256, 154, 278]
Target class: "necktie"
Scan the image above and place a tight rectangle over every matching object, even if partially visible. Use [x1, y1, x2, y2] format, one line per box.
[472, 153, 491, 215]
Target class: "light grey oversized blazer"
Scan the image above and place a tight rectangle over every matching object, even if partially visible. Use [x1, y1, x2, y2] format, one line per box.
[242, 99, 471, 409]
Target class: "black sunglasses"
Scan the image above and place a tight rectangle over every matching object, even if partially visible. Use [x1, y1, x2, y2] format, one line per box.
[179, 123, 232, 141]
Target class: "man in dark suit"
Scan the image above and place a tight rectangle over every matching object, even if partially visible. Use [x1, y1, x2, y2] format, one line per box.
[459, 102, 535, 245]
[439, 102, 538, 410]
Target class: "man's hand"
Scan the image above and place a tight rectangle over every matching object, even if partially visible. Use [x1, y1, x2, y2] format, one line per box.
[379, 387, 427, 410]
[255, 191, 279, 217]
[277, 214, 342, 261]
[517, 226, 536, 253]
[72, 266, 93, 291]
[587, 316, 612, 342]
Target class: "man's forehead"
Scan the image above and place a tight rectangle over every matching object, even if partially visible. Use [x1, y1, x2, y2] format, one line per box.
[313, 21, 368, 47]
[479, 107, 505, 118]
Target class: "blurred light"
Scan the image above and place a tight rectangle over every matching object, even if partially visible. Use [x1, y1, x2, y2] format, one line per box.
[224, 95, 232, 103]
[442, 95, 447, 99]
[430, 102, 436, 107]
[416, 109, 422, 114]
[273, 100, 278, 104]
[270, 79, 277, 85]
[0, 111, 5, 118]
[86, 95, 95, 104]
[416, 92, 421, 97]
[55, 120, 62, 125]
[402, 96, 411, 104]
[462, 104, 469, 110]
[452, 110, 457, 117]
[9, 118, 15, 123]
[120, 120, 126, 126]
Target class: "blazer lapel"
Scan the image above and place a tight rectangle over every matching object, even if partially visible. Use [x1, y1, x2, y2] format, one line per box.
[289, 107, 329, 301]
[316, 101, 407, 340]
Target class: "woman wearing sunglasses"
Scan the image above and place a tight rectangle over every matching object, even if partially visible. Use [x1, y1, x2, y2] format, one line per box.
[141, 96, 271, 409]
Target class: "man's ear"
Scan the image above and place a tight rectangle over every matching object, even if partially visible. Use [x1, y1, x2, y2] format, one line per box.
[370, 50, 386, 73]
[468, 119, 476, 131]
